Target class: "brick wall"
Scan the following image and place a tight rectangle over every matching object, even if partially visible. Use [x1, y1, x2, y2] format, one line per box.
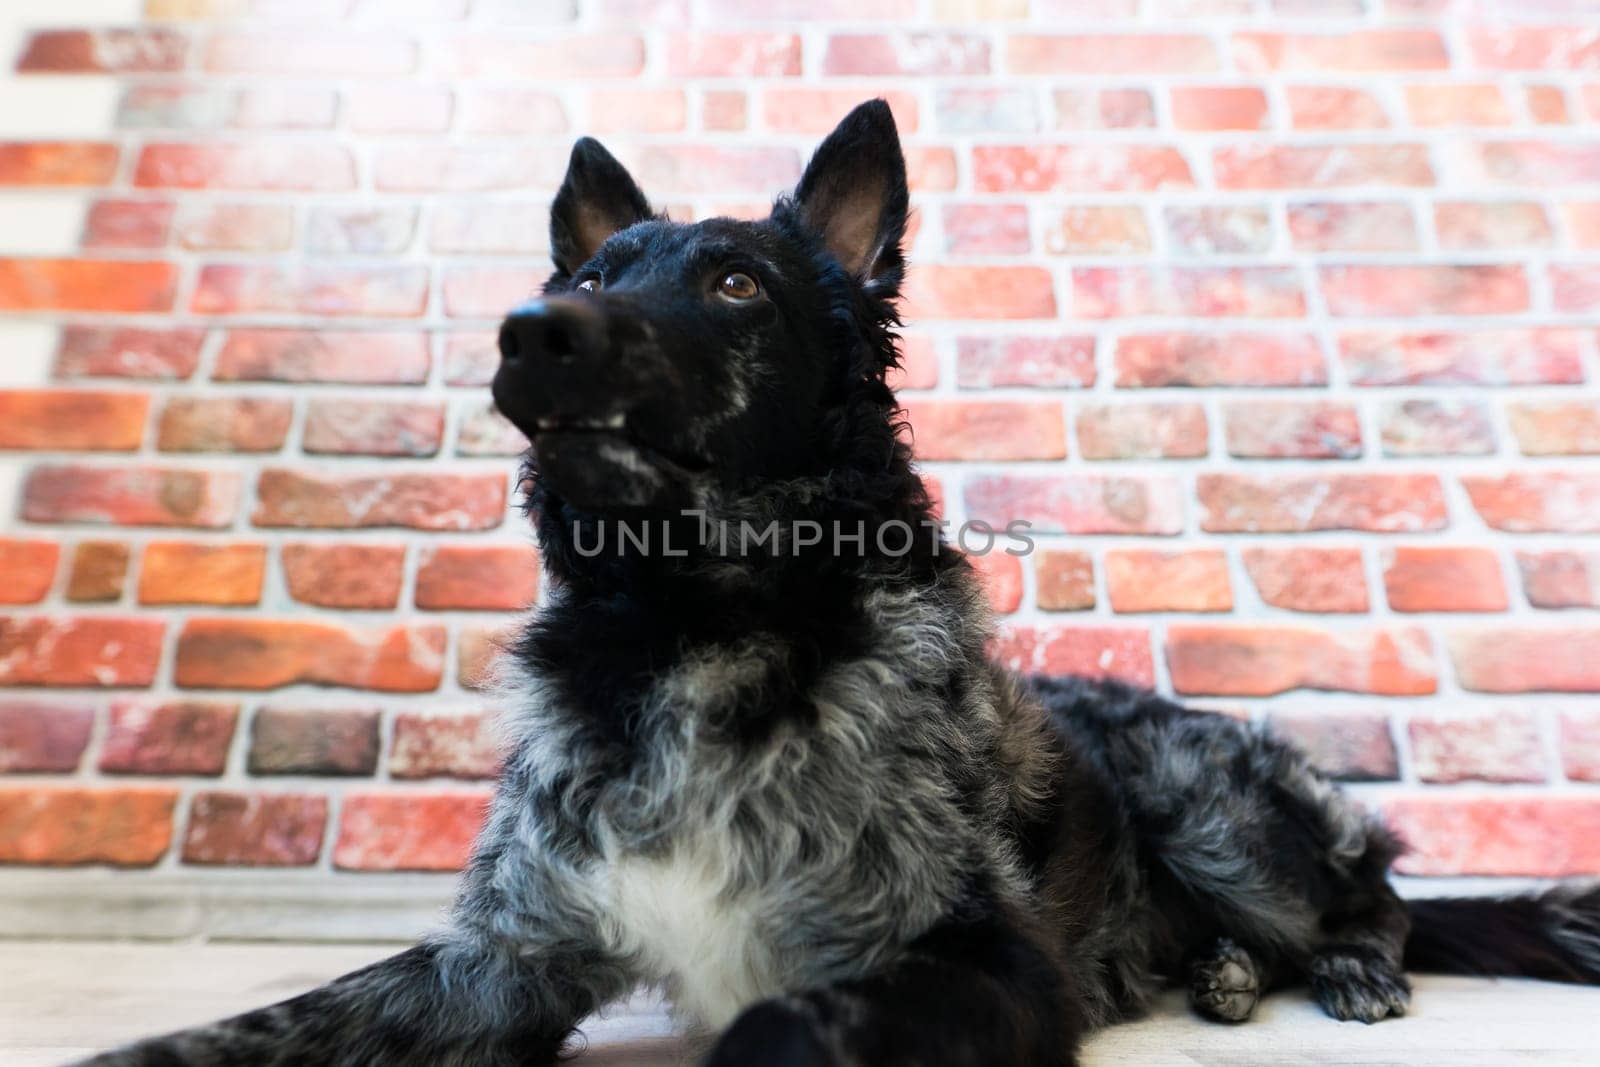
[1, 0, 1598, 905]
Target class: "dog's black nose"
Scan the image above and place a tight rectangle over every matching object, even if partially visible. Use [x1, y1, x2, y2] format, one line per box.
[498, 298, 607, 366]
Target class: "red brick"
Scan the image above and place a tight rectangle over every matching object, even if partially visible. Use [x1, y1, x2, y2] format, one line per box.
[1552, 264, 1600, 312]
[771, 90, 922, 136]
[943, 204, 1030, 256]
[1287, 201, 1417, 252]
[457, 623, 514, 692]
[966, 474, 1183, 535]
[65, 542, 129, 603]
[248, 707, 380, 776]
[1199, 473, 1446, 533]
[1243, 547, 1369, 614]
[968, 552, 1023, 616]
[460, 89, 569, 135]
[442, 266, 551, 319]
[413, 546, 538, 612]
[1405, 84, 1513, 127]
[1518, 550, 1600, 610]
[1040, 206, 1150, 255]
[1526, 84, 1571, 125]
[115, 85, 229, 130]
[0, 702, 93, 773]
[1234, 30, 1447, 72]
[345, 85, 453, 134]
[888, 336, 938, 393]
[0, 616, 164, 688]
[1076, 402, 1208, 460]
[215, 330, 430, 384]
[135, 143, 355, 191]
[308, 205, 417, 255]
[823, 34, 989, 76]
[903, 265, 1056, 320]
[1106, 550, 1231, 614]
[1339, 329, 1585, 386]
[1073, 266, 1305, 319]
[1565, 202, 1600, 249]
[665, 33, 800, 77]
[231, 87, 338, 131]
[1561, 710, 1600, 781]
[1167, 625, 1436, 697]
[138, 542, 265, 606]
[1387, 796, 1600, 877]
[956, 336, 1096, 389]
[992, 625, 1154, 686]
[0, 259, 176, 313]
[1506, 400, 1600, 456]
[456, 406, 529, 457]
[1379, 398, 1495, 457]
[192, 264, 428, 317]
[1463, 472, 1600, 533]
[391, 711, 503, 781]
[631, 146, 800, 196]
[0, 787, 176, 866]
[1115, 332, 1326, 388]
[1214, 145, 1433, 189]
[935, 88, 1036, 133]
[1435, 202, 1553, 250]
[100, 701, 238, 775]
[175, 618, 446, 692]
[1382, 547, 1507, 613]
[23, 466, 239, 528]
[1008, 34, 1216, 73]
[1034, 550, 1094, 612]
[0, 541, 58, 605]
[1321, 264, 1529, 317]
[0, 391, 148, 452]
[702, 90, 747, 131]
[203, 31, 415, 75]
[334, 791, 490, 872]
[1468, 26, 1600, 70]
[0, 142, 119, 185]
[703, 0, 914, 15]
[443, 34, 643, 78]
[1053, 89, 1157, 130]
[281, 543, 405, 610]
[16, 28, 186, 72]
[83, 199, 174, 249]
[182, 792, 327, 867]
[1224, 400, 1361, 459]
[1471, 141, 1600, 187]
[173, 203, 294, 252]
[1286, 86, 1389, 130]
[900, 400, 1065, 461]
[1409, 710, 1544, 784]
[374, 144, 563, 193]
[1449, 628, 1600, 693]
[254, 469, 506, 532]
[55, 326, 203, 381]
[973, 145, 1193, 193]
[1171, 87, 1268, 131]
[1265, 710, 1397, 781]
[303, 399, 444, 458]
[157, 397, 292, 453]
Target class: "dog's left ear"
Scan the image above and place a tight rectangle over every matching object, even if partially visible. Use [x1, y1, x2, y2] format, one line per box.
[549, 137, 652, 276]
[794, 99, 909, 294]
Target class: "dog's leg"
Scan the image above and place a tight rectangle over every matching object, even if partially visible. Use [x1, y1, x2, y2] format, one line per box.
[705, 907, 1080, 1067]
[1187, 937, 1266, 1023]
[1310, 873, 1413, 1024]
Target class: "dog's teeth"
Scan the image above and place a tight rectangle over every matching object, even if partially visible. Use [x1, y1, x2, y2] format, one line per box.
[536, 418, 556, 430]
[605, 414, 625, 428]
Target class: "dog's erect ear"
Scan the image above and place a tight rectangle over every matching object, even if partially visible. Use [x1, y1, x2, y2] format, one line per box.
[549, 137, 652, 276]
[794, 99, 909, 291]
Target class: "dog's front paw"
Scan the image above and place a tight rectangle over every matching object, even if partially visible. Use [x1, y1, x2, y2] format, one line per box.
[705, 999, 840, 1067]
[1310, 948, 1411, 1023]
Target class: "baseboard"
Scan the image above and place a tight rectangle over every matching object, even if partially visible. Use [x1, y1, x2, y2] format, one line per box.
[0, 870, 457, 943]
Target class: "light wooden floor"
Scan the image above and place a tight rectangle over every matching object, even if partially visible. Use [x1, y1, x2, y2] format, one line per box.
[2, 941, 1598, 1066]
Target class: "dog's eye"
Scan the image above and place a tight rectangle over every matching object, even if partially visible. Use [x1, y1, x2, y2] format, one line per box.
[717, 272, 759, 302]
[576, 277, 601, 294]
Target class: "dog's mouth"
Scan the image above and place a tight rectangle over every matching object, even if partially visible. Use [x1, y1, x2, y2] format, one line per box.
[525, 413, 712, 478]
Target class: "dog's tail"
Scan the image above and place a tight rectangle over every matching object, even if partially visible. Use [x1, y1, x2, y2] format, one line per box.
[1404, 884, 1600, 983]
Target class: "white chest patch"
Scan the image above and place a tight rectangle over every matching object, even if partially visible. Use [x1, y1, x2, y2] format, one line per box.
[599, 847, 782, 1030]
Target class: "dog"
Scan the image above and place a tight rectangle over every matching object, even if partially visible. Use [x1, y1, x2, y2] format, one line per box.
[79, 99, 1600, 1067]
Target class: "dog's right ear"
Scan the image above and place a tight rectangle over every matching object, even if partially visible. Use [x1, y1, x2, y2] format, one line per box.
[794, 99, 909, 296]
[549, 137, 652, 276]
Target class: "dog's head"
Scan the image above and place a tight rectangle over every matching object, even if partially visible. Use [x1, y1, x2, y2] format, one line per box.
[493, 100, 911, 527]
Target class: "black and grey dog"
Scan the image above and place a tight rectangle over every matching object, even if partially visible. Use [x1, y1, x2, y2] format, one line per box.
[84, 100, 1599, 1067]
